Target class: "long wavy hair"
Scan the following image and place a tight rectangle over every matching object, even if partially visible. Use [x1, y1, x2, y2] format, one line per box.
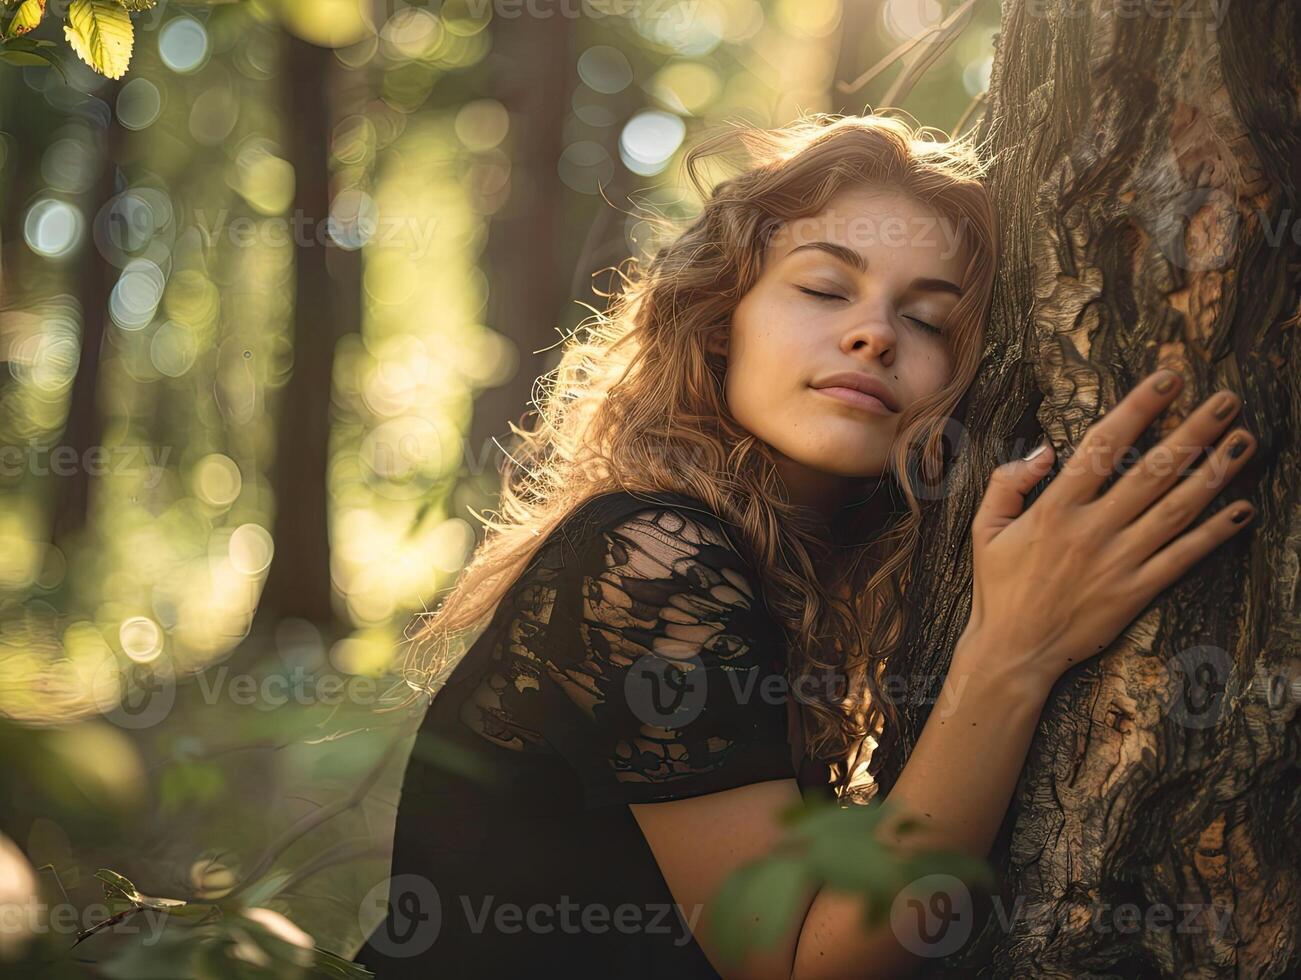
[396, 110, 999, 801]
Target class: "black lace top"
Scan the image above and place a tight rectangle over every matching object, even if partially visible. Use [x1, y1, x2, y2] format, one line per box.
[355, 490, 832, 978]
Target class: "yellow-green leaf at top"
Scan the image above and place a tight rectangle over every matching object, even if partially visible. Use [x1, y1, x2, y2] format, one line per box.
[63, 0, 132, 79]
[4, 0, 45, 38]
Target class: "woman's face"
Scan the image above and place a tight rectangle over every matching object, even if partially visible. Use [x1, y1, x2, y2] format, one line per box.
[713, 184, 971, 516]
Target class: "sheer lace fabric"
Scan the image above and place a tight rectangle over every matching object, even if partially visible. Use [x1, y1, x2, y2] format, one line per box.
[448, 493, 792, 805]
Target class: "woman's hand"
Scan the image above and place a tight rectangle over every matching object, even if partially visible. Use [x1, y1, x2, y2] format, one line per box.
[958, 368, 1256, 697]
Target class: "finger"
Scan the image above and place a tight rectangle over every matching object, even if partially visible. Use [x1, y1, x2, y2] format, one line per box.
[1045, 368, 1184, 506]
[1094, 388, 1243, 528]
[1122, 427, 1256, 557]
[972, 440, 1056, 549]
[1133, 499, 1255, 596]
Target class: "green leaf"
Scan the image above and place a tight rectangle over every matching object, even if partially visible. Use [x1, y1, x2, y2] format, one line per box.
[236, 871, 293, 908]
[786, 798, 885, 843]
[897, 850, 996, 893]
[4, 0, 43, 37]
[63, 0, 133, 79]
[0, 35, 66, 78]
[805, 833, 900, 895]
[0, 47, 47, 65]
[97, 867, 143, 903]
[709, 857, 811, 966]
[160, 901, 221, 922]
[95, 867, 194, 913]
[312, 948, 375, 979]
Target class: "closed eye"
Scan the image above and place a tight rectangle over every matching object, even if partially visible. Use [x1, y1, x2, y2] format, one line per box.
[905, 316, 942, 336]
[797, 286, 846, 302]
[799, 285, 944, 335]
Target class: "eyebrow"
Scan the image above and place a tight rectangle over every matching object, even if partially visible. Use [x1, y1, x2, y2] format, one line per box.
[786, 241, 965, 297]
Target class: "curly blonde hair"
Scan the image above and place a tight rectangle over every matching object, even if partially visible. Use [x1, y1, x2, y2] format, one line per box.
[395, 110, 999, 801]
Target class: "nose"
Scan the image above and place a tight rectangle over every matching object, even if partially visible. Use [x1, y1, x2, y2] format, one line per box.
[840, 310, 897, 367]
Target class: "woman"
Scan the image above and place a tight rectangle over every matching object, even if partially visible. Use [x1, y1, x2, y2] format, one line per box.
[353, 113, 1256, 978]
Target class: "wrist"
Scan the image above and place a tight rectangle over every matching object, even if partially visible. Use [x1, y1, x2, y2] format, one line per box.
[949, 625, 1055, 707]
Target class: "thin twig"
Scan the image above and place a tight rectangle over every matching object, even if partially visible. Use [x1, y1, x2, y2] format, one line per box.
[953, 90, 988, 137]
[222, 739, 401, 902]
[882, 0, 980, 107]
[836, 0, 980, 97]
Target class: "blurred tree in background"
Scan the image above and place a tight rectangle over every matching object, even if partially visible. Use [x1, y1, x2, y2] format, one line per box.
[0, 0, 996, 974]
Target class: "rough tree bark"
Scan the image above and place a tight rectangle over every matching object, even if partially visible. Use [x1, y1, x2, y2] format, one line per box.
[872, 0, 1301, 976]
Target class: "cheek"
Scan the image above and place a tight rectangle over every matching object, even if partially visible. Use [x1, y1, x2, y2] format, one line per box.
[911, 340, 955, 395]
[727, 293, 804, 382]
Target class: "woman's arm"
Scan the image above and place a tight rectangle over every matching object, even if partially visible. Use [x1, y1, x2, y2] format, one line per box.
[633, 637, 1047, 980]
[631, 369, 1258, 979]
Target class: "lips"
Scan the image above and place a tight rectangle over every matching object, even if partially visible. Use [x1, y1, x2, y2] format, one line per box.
[809, 371, 901, 413]
[811, 386, 896, 416]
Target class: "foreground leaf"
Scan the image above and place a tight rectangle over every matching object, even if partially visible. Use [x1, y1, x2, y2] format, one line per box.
[63, 0, 132, 79]
[4, 0, 43, 37]
[709, 857, 810, 966]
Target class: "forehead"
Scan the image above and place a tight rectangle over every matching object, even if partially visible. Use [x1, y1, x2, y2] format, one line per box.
[766, 184, 971, 275]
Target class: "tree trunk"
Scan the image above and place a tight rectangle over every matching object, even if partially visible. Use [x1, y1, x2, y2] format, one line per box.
[259, 32, 360, 626]
[463, 14, 573, 498]
[872, 1, 1301, 976]
[51, 81, 124, 550]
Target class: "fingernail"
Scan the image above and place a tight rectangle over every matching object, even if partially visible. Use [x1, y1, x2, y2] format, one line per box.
[1231, 507, 1254, 524]
[1023, 440, 1049, 462]
[1228, 436, 1250, 459]
[1213, 393, 1238, 420]
[1153, 371, 1179, 394]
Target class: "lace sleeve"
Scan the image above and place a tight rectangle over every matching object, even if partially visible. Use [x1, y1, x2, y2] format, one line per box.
[539, 501, 796, 808]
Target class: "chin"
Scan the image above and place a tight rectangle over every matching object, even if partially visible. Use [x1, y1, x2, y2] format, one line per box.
[790, 453, 888, 480]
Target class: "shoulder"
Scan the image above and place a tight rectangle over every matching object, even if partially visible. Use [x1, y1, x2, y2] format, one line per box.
[501, 490, 775, 656]
[539, 493, 793, 805]
[550, 489, 757, 579]
[560, 491, 779, 669]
